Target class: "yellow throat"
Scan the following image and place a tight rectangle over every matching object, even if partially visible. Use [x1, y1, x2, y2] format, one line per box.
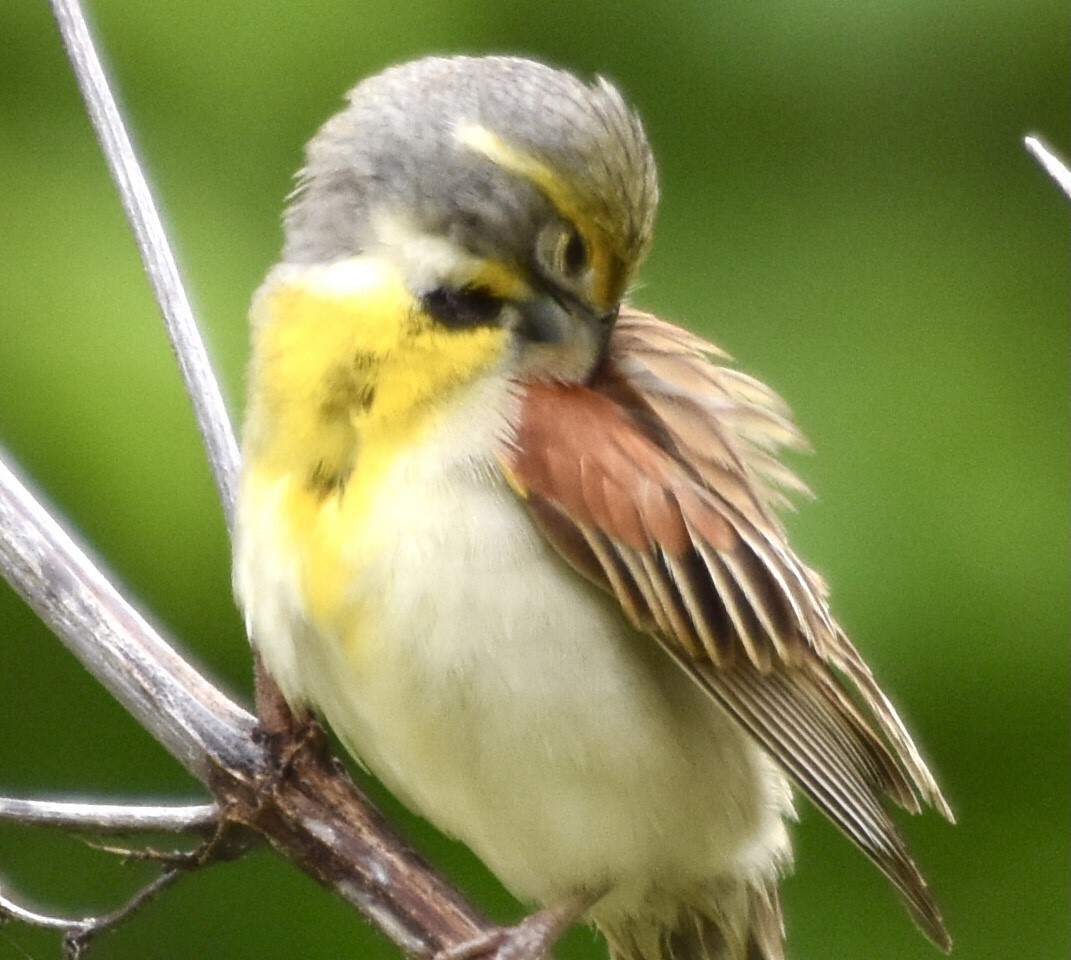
[241, 256, 509, 630]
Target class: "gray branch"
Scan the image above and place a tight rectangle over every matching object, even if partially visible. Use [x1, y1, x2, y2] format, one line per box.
[0, 452, 256, 778]
[0, 449, 491, 957]
[48, 0, 240, 532]
[0, 798, 220, 836]
[1, 867, 187, 960]
[0, 0, 503, 955]
[1024, 135, 1071, 201]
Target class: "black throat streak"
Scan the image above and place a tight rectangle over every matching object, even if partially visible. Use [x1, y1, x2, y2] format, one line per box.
[307, 459, 351, 498]
[304, 358, 378, 498]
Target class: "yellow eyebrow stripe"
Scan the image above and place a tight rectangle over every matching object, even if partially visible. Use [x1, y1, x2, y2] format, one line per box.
[456, 124, 618, 309]
[457, 125, 585, 231]
[471, 258, 529, 300]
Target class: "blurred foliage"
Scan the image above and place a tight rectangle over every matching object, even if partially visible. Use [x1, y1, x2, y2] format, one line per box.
[0, 1, 1067, 959]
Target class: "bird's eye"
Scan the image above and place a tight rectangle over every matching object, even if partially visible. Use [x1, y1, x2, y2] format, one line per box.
[559, 228, 588, 277]
[422, 285, 503, 329]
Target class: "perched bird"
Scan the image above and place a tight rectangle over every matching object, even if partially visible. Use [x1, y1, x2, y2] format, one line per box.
[234, 55, 953, 960]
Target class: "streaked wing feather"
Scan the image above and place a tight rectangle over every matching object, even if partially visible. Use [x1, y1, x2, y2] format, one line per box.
[663, 551, 736, 666]
[693, 539, 773, 671]
[505, 308, 952, 951]
[697, 662, 948, 945]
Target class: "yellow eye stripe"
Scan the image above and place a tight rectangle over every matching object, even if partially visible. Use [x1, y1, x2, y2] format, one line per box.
[456, 124, 620, 310]
[469, 258, 530, 300]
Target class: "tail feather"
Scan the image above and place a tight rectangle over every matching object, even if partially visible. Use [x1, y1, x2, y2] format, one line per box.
[745, 885, 784, 960]
[596, 883, 784, 960]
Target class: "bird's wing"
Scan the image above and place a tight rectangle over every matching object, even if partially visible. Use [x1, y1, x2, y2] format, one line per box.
[502, 307, 954, 951]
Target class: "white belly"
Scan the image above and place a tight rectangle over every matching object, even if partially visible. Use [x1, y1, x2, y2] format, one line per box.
[235, 385, 792, 909]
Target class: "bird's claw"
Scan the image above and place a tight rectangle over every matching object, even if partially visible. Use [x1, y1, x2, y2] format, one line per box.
[435, 892, 597, 960]
[434, 920, 552, 960]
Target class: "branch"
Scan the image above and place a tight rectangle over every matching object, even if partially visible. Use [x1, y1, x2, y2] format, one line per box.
[48, 0, 302, 760]
[0, 450, 492, 956]
[48, 0, 240, 532]
[1, 1, 503, 952]
[0, 798, 219, 836]
[0, 452, 255, 776]
[1, 868, 187, 960]
[1024, 134, 1071, 200]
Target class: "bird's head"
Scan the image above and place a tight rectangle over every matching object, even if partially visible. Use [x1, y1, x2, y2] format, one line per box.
[281, 55, 658, 383]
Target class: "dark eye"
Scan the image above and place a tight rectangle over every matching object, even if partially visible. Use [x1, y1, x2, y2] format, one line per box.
[561, 229, 587, 276]
[421, 285, 503, 329]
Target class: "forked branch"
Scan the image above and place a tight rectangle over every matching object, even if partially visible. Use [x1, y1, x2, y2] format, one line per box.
[1, 867, 188, 960]
[0, 0, 497, 955]
[0, 449, 491, 956]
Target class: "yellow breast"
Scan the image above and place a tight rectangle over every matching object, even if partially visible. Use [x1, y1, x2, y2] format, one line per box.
[239, 256, 509, 650]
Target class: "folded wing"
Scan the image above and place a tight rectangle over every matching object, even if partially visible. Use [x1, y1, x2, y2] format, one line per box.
[504, 308, 953, 951]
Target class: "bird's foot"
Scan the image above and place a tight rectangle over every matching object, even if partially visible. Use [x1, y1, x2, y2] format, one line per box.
[436, 892, 597, 960]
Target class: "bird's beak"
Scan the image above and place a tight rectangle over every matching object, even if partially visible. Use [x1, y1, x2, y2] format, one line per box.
[517, 292, 617, 352]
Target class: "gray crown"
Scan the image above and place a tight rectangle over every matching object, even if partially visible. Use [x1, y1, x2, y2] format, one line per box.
[283, 56, 658, 287]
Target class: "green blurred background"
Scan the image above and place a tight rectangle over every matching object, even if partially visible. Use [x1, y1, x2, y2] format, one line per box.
[1, 0, 1067, 958]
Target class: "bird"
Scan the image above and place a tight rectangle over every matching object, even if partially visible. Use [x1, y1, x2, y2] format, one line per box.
[233, 54, 953, 960]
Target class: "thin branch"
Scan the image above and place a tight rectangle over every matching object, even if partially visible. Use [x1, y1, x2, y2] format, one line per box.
[0, 884, 78, 932]
[0, 450, 492, 957]
[0, 808, 257, 955]
[5, 1, 504, 956]
[1024, 134, 1071, 200]
[48, 0, 298, 786]
[0, 868, 186, 959]
[47, 0, 240, 531]
[61, 868, 186, 960]
[0, 798, 219, 836]
[0, 452, 255, 779]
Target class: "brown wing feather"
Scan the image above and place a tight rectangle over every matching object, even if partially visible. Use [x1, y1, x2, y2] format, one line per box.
[504, 308, 953, 951]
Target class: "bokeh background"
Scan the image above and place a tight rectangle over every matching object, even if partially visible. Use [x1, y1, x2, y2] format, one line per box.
[0, 1, 1067, 958]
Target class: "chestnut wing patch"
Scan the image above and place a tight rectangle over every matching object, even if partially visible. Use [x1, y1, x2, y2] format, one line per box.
[504, 309, 953, 951]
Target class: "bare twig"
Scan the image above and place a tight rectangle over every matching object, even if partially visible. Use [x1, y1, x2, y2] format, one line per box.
[0, 452, 256, 777]
[0, 798, 219, 836]
[1024, 135, 1071, 200]
[0, 868, 186, 959]
[0, 451, 492, 955]
[0, 805, 256, 956]
[3, 0, 506, 956]
[47, 0, 240, 531]
[60, 868, 186, 959]
[48, 0, 300, 758]
[0, 883, 79, 932]
[81, 814, 258, 868]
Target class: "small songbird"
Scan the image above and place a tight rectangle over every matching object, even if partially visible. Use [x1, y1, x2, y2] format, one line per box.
[234, 55, 953, 960]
